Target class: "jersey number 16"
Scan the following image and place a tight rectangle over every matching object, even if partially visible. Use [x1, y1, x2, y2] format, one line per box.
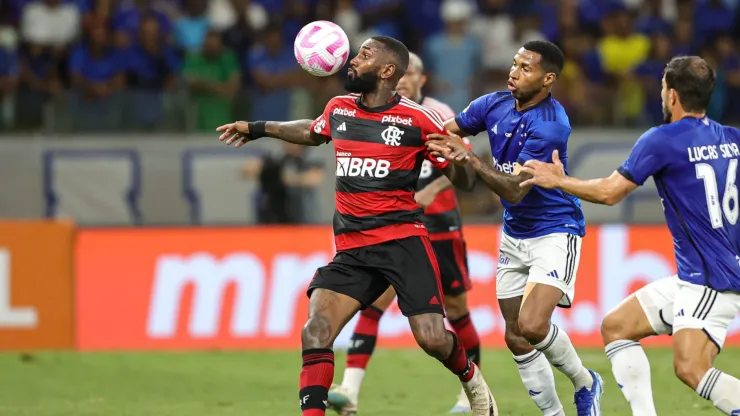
[696, 160, 739, 228]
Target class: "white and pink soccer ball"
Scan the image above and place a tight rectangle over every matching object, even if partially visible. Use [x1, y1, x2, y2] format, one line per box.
[294, 21, 350, 77]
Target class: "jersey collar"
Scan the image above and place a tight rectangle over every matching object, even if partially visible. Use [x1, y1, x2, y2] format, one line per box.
[355, 93, 402, 113]
[513, 92, 553, 114]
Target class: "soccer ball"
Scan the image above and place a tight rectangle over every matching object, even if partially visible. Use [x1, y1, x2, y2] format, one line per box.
[294, 20, 350, 77]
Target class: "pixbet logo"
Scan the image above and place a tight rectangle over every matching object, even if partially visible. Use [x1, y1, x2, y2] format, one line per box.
[336, 157, 390, 177]
[332, 108, 356, 117]
[146, 252, 329, 338]
[492, 156, 516, 174]
[381, 115, 413, 126]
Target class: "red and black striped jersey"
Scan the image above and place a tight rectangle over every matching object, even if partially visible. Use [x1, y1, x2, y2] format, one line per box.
[311, 93, 450, 250]
[415, 96, 470, 239]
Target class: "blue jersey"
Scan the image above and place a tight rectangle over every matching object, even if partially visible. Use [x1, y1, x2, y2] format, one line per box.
[455, 91, 585, 239]
[618, 117, 740, 292]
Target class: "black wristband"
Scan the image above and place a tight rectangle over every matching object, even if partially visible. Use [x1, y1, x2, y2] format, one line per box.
[247, 121, 267, 140]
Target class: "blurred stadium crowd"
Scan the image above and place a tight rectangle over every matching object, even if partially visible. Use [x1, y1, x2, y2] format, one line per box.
[0, 0, 738, 133]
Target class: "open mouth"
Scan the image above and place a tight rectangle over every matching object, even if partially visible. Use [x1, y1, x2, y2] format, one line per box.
[507, 80, 517, 91]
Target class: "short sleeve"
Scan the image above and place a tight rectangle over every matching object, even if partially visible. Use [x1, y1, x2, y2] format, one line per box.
[617, 127, 665, 186]
[416, 108, 451, 170]
[517, 121, 570, 165]
[454, 94, 490, 136]
[310, 98, 337, 141]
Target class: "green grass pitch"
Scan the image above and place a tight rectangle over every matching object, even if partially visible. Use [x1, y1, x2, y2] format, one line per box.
[1, 348, 738, 415]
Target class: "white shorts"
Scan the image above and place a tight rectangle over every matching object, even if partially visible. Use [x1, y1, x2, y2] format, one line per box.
[636, 276, 740, 349]
[496, 232, 582, 307]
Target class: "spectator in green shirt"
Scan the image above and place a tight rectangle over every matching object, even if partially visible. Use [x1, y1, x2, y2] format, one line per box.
[183, 30, 241, 132]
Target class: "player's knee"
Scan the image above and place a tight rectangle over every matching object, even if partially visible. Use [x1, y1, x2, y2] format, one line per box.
[518, 314, 550, 345]
[601, 309, 629, 344]
[301, 314, 335, 350]
[673, 356, 706, 389]
[504, 324, 532, 356]
[411, 318, 450, 358]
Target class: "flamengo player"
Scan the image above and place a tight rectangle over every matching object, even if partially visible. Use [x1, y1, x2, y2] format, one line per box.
[426, 41, 603, 416]
[216, 36, 497, 416]
[521, 56, 740, 415]
[328, 52, 481, 415]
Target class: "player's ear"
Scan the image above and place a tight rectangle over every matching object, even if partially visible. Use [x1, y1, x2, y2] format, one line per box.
[543, 73, 556, 88]
[670, 88, 679, 107]
[380, 63, 395, 80]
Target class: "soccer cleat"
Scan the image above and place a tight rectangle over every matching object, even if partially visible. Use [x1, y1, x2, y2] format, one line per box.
[326, 384, 358, 415]
[574, 369, 604, 416]
[461, 363, 498, 416]
[448, 386, 472, 414]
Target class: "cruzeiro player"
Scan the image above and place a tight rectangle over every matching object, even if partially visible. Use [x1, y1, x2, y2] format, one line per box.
[520, 56, 740, 415]
[426, 40, 603, 416]
[328, 52, 481, 415]
[216, 36, 498, 416]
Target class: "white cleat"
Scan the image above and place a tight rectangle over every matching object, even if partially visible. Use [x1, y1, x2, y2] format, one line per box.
[461, 363, 498, 416]
[326, 384, 358, 415]
[448, 386, 472, 414]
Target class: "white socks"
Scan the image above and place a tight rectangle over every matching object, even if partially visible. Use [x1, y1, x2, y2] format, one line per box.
[697, 368, 740, 415]
[605, 340, 657, 416]
[340, 368, 366, 403]
[514, 350, 564, 416]
[533, 324, 593, 390]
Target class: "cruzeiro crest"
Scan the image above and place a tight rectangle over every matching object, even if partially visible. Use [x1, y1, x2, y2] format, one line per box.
[381, 126, 404, 146]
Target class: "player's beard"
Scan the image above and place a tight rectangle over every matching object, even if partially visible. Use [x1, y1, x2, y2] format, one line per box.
[345, 69, 379, 94]
[662, 102, 672, 124]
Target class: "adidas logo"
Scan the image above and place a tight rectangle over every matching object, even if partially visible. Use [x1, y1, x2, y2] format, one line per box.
[451, 280, 461, 289]
[429, 296, 440, 305]
[337, 122, 346, 132]
[546, 270, 560, 279]
[676, 309, 685, 317]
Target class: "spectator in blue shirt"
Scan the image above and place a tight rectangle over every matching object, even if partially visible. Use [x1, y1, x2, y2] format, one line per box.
[633, 32, 672, 125]
[126, 15, 181, 130]
[424, 0, 481, 112]
[69, 22, 126, 131]
[693, 0, 734, 47]
[14, 44, 60, 131]
[248, 22, 302, 121]
[112, 0, 171, 47]
[174, 0, 209, 52]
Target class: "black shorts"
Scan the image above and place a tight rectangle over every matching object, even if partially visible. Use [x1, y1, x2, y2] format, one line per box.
[307, 236, 445, 316]
[432, 238, 472, 296]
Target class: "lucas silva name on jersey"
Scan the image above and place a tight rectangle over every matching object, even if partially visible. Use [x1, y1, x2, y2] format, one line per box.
[688, 143, 740, 162]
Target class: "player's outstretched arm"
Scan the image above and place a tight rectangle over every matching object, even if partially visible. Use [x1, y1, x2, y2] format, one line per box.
[426, 133, 526, 202]
[519, 150, 638, 205]
[442, 162, 476, 191]
[216, 120, 330, 147]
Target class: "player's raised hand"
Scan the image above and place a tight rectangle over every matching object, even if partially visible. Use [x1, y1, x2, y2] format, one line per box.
[519, 149, 566, 189]
[216, 121, 253, 148]
[426, 133, 470, 165]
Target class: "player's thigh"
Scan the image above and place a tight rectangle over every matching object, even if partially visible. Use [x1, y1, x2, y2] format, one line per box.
[377, 236, 445, 317]
[309, 250, 390, 313]
[672, 280, 740, 353]
[432, 238, 472, 296]
[370, 286, 397, 311]
[496, 233, 529, 301]
[618, 275, 680, 340]
[524, 233, 581, 308]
